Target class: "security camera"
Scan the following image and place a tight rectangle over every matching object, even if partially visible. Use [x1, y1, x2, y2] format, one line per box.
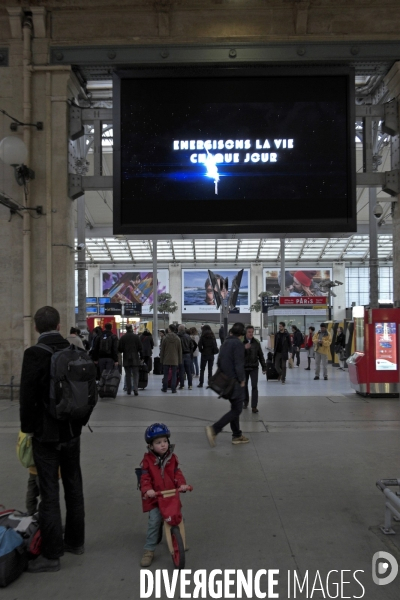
[373, 204, 383, 219]
[334, 280, 343, 285]
[76, 243, 86, 251]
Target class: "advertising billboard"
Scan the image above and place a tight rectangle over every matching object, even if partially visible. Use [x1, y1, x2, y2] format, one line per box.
[263, 269, 332, 297]
[114, 66, 355, 234]
[375, 322, 397, 371]
[101, 270, 169, 315]
[182, 269, 250, 313]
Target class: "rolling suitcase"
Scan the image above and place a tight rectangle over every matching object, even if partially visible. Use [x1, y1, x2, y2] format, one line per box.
[153, 357, 162, 375]
[139, 364, 149, 390]
[98, 368, 121, 398]
[266, 361, 279, 381]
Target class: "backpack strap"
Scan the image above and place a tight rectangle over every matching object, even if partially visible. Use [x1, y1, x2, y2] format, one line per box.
[36, 343, 54, 354]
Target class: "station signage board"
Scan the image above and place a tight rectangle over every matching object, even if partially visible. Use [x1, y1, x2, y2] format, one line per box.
[279, 297, 327, 306]
[103, 302, 142, 316]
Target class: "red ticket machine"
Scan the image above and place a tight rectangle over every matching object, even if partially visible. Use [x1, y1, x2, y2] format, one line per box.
[347, 308, 400, 397]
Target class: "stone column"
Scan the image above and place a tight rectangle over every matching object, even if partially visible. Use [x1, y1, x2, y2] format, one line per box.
[168, 263, 182, 325]
[383, 63, 400, 306]
[0, 36, 25, 395]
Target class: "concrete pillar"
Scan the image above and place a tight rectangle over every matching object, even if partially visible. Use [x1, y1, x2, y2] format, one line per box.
[332, 263, 346, 321]
[280, 239, 285, 296]
[47, 71, 76, 337]
[168, 263, 182, 326]
[383, 63, 400, 306]
[87, 265, 100, 297]
[250, 262, 263, 327]
[369, 188, 379, 308]
[0, 39, 25, 394]
[76, 195, 87, 331]
[152, 241, 158, 346]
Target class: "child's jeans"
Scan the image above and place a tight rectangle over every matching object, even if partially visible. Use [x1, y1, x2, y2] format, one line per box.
[144, 507, 163, 551]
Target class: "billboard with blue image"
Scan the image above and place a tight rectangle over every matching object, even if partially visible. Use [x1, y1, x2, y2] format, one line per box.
[182, 269, 249, 313]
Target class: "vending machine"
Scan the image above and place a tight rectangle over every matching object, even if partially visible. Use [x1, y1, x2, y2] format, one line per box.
[347, 307, 400, 397]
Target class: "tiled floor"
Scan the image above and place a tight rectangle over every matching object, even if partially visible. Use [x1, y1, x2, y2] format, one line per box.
[0, 361, 399, 599]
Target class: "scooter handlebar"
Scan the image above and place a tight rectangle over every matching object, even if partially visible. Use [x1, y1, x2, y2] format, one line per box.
[154, 486, 193, 498]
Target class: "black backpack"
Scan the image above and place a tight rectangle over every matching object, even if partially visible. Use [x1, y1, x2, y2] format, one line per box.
[37, 343, 98, 423]
[100, 333, 114, 355]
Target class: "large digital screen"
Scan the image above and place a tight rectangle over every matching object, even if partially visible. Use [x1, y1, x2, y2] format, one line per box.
[375, 322, 397, 371]
[101, 270, 169, 315]
[114, 66, 355, 234]
[182, 269, 249, 314]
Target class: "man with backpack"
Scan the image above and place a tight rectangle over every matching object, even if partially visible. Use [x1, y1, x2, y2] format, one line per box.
[118, 324, 143, 396]
[19, 306, 97, 573]
[92, 322, 119, 373]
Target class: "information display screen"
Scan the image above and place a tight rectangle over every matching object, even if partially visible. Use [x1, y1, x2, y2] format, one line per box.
[114, 66, 355, 234]
[375, 322, 397, 371]
[86, 297, 97, 305]
[98, 297, 111, 305]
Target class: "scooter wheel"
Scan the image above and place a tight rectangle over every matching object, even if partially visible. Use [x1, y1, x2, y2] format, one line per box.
[170, 526, 185, 569]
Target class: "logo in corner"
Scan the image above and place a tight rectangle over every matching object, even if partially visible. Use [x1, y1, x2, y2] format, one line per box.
[372, 551, 398, 585]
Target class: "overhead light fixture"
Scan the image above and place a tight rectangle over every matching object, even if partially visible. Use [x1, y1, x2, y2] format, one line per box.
[0, 136, 35, 186]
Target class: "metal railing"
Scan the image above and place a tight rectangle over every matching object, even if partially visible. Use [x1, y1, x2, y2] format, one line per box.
[0, 376, 20, 402]
[376, 479, 400, 534]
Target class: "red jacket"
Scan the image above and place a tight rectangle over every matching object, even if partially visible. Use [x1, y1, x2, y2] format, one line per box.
[306, 333, 314, 348]
[140, 445, 186, 513]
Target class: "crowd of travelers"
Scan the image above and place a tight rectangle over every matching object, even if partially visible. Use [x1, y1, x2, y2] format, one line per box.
[16, 304, 346, 575]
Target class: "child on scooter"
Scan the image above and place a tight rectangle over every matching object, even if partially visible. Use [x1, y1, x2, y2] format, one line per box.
[139, 423, 189, 567]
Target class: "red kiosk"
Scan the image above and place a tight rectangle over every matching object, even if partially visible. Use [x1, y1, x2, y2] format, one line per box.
[347, 307, 400, 397]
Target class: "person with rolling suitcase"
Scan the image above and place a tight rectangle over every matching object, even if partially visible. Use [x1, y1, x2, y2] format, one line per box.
[118, 325, 143, 396]
[266, 352, 279, 381]
[138, 362, 149, 390]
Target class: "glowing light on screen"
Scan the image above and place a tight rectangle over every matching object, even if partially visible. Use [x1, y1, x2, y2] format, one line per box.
[204, 149, 220, 195]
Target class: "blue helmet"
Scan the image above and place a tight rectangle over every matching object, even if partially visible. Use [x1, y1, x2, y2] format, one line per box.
[144, 423, 171, 444]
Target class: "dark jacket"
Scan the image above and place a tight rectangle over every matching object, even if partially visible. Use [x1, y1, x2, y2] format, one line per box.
[140, 333, 154, 357]
[178, 331, 194, 355]
[219, 326, 225, 343]
[160, 332, 182, 366]
[118, 332, 143, 367]
[92, 330, 118, 362]
[336, 332, 345, 348]
[292, 330, 303, 350]
[274, 330, 292, 361]
[140, 445, 186, 513]
[218, 335, 245, 382]
[243, 337, 266, 370]
[19, 332, 82, 443]
[198, 331, 219, 357]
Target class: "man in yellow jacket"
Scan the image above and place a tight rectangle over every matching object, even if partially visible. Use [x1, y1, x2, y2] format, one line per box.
[312, 323, 332, 380]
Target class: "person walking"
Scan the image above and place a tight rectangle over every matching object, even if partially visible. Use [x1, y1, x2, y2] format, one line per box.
[66, 327, 85, 350]
[205, 322, 249, 446]
[177, 325, 194, 390]
[118, 324, 143, 396]
[313, 323, 332, 380]
[291, 325, 303, 368]
[335, 326, 346, 371]
[197, 325, 219, 388]
[243, 325, 266, 413]
[19, 306, 88, 573]
[189, 327, 200, 377]
[92, 323, 119, 374]
[219, 325, 225, 345]
[160, 325, 182, 393]
[304, 326, 315, 370]
[140, 329, 154, 371]
[273, 321, 292, 385]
